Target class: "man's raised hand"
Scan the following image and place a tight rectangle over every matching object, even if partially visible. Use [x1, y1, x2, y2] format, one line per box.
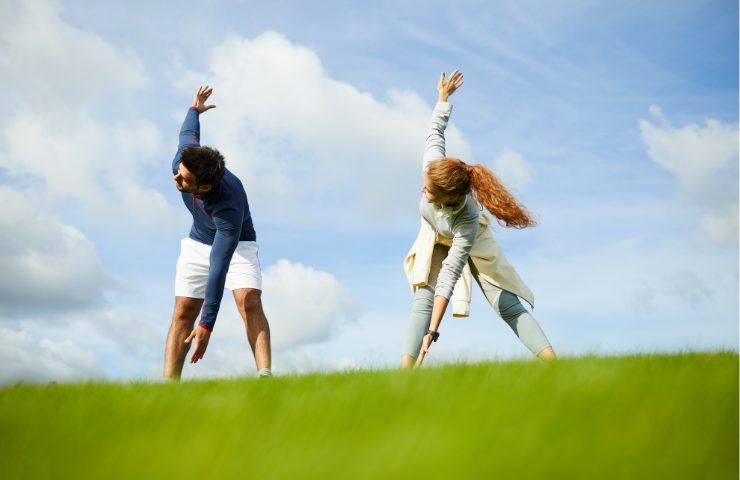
[192, 85, 216, 113]
[437, 69, 464, 102]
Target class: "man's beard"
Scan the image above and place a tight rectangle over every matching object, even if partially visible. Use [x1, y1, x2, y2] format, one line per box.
[176, 184, 200, 194]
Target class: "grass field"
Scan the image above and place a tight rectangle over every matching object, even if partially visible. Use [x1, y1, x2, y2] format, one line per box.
[0, 353, 737, 479]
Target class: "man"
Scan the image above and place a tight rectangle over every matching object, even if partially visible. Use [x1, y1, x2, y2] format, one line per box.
[164, 85, 272, 379]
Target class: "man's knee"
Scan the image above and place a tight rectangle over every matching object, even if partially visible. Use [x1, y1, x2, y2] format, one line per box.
[237, 289, 263, 316]
[173, 297, 203, 322]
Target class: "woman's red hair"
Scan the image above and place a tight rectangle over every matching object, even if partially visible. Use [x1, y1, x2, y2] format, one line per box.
[426, 157, 536, 228]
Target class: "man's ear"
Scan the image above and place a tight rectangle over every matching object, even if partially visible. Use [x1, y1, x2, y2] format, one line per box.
[199, 184, 213, 194]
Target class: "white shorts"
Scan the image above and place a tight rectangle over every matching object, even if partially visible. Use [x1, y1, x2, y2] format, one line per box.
[174, 237, 262, 298]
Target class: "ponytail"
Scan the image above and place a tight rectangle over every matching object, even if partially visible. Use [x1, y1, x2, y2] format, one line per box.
[468, 164, 536, 228]
[427, 157, 536, 228]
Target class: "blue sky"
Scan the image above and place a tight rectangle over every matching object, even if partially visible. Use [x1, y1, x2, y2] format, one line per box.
[0, 0, 737, 382]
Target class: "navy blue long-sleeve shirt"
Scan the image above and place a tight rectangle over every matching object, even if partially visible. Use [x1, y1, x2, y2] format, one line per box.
[172, 107, 256, 331]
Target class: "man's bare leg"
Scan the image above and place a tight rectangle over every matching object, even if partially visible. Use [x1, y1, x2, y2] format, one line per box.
[233, 288, 272, 373]
[164, 296, 204, 379]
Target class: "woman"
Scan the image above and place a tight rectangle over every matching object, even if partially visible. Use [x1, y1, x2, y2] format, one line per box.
[401, 70, 556, 368]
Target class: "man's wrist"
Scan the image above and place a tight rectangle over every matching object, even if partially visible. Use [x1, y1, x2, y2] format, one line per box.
[426, 329, 440, 342]
[198, 321, 213, 332]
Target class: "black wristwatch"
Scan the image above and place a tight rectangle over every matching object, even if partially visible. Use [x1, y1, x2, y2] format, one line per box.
[427, 330, 440, 342]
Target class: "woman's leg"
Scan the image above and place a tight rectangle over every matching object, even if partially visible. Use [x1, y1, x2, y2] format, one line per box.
[400, 285, 435, 368]
[401, 244, 450, 368]
[471, 262, 555, 359]
[495, 290, 555, 359]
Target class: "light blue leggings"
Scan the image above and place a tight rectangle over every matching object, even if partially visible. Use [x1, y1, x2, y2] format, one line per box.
[402, 244, 551, 358]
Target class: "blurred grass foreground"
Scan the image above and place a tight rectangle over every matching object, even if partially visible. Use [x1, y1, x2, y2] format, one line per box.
[1, 353, 737, 479]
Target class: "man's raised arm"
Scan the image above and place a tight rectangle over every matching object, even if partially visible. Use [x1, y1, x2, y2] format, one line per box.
[178, 108, 200, 151]
[173, 86, 216, 171]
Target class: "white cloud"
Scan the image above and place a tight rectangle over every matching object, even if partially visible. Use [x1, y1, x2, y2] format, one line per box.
[208, 259, 359, 350]
[184, 31, 473, 228]
[261, 260, 360, 349]
[701, 204, 739, 245]
[0, 0, 148, 110]
[12, 305, 169, 382]
[639, 106, 738, 245]
[640, 106, 737, 188]
[0, 186, 112, 316]
[0, 184, 165, 379]
[492, 150, 532, 192]
[0, 327, 103, 384]
[0, 0, 178, 231]
[78, 309, 164, 356]
[0, 112, 176, 229]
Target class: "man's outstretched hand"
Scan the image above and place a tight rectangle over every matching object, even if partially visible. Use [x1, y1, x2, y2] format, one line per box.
[192, 85, 216, 113]
[184, 325, 211, 363]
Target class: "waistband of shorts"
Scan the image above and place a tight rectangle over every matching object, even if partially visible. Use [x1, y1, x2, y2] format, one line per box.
[183, 236, 258, 247]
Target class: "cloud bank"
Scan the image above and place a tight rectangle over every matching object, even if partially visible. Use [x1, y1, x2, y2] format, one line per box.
[184, 31, 473, 228]
[0, 327, 103, 384]
[0, 186, 111, 316]
[0, 0, 176, 230]
[640, 105, 738, 245]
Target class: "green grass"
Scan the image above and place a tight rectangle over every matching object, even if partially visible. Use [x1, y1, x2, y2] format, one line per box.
[0, 353, 737, 479]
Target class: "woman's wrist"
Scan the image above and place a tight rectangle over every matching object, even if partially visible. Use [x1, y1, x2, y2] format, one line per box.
[438, 93, 449, 102]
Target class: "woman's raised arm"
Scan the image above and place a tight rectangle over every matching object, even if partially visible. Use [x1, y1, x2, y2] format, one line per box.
[422, 70, 464, 171]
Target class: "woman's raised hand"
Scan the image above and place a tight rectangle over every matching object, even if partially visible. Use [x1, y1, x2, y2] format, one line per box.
[437, 69, 464, 102]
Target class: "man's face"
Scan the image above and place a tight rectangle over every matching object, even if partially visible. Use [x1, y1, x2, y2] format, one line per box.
[174, 163, 206, 194]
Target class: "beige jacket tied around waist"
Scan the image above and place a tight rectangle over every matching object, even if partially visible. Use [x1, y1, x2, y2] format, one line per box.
[403, 212, 535, 317]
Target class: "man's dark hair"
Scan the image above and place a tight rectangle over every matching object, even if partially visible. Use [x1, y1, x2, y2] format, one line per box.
[181, 146, 226, 187]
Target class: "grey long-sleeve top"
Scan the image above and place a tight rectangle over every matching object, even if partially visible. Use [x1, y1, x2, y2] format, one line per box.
[420, 101, 480, 300]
